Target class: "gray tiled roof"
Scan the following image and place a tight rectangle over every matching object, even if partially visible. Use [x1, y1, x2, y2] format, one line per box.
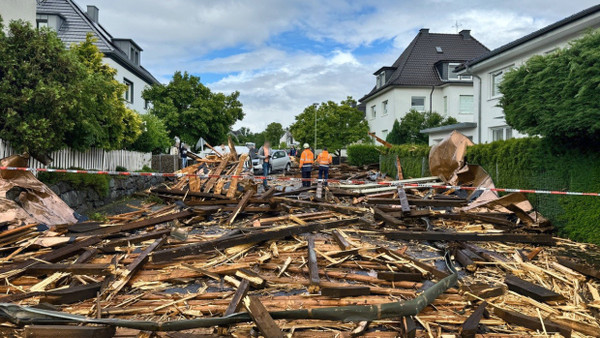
[37, 0, 159, 84]
[360, 30, 489, 102]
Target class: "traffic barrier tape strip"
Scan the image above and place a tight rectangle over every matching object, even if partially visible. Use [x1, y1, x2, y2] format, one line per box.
[1, 166, 598, 197]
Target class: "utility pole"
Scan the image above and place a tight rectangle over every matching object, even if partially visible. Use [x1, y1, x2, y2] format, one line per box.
[313, 103, 318, 158]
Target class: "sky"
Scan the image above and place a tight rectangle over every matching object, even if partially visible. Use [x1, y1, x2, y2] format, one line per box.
[77, 0, 598, 132]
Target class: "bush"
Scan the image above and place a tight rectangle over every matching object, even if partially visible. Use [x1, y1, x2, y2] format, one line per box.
[379, 144, 431, 178]
[135, 165, 155, 173]
[130, 114, 171, 154]
[466, 137, 600, 245]
[347, 144, 383, 166]
[38, 167, 111, 197]
[115, 166, 127, 172]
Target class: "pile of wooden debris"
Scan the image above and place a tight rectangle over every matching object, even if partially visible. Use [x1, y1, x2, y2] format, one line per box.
[0, 135, 599, 337]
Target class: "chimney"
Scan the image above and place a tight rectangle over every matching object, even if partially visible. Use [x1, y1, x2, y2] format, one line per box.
[459, 29, 471, 40]
[87, 5, 99, 23]
[419, 28, 429, 34]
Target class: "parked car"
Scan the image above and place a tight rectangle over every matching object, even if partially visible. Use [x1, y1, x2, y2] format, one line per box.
[252, 149, 291, 174]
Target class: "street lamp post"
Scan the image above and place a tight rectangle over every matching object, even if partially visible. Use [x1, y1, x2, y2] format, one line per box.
[313, 103, 318, 158]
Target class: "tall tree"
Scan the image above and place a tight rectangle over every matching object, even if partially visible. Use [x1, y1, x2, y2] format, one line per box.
[500, 30, 600, 145]
[0, 19, 141, 162]
[263, 122, 285, 145]
[385, 110, 457, 145]
[290, 97, 369, 155]
[143, 71, 244, 146]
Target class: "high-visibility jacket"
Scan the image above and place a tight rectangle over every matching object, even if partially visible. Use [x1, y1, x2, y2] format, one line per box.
[316, 151, 332, 167]
[300, 149, 314, 167]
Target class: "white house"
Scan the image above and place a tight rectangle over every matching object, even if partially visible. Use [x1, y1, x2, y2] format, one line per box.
[34, 0, 159, 113]
[426, 5, 600, 145]
[359, 29, 489, 142]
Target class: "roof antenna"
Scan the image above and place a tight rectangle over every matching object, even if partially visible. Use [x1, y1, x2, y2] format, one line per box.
[453, 20, 462, 33]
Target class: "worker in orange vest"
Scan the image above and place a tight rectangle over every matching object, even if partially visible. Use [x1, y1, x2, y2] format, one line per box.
[299, 143, 314, 187]
[316, 147, 333, 186]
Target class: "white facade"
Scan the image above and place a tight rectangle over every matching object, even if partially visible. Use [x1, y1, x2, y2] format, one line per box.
[103, 57, 152, 113]
[0, 0, 36, 28]
[365, 84, 475, 140]
[464, 9, 600, 144]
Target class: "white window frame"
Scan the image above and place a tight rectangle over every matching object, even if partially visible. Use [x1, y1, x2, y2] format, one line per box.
[443, 96, 448, 115]
[124, 78, 134, 104]
[490, 126, 513, 142]
[370, 105, 376, 119]
[382, 100, 388, 116]
[381, 129, 388, 139]
[411, 96, 426, 112]
[448, 63, 461, 80]
[459, 95, 474, 114]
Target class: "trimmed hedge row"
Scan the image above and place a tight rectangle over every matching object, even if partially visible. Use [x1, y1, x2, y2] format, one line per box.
[347, 144, 430, 178]
[346, 144, 384, 166]
[466, 137, 600, 245]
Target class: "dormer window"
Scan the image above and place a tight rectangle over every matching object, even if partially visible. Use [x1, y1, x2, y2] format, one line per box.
[446, 62, 472, 81]
[36, 14, 64, 31]
[376, 73, 385, 88]
[113, 39, 143, 66]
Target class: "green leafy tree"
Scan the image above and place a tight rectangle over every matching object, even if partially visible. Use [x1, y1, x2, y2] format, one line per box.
[499, 30, 600, 145]
[290, 97, 369, 156]
[385, 110, 458, 144]
[143, 71, 244, 146]
[0, 20, 140, 161]
[131, 114, 171, 154]
[263, 122, 285, 145]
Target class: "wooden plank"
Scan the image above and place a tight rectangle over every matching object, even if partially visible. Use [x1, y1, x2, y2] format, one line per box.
[401, 316, 417, 338]
[228, 136, 238, 161]
[224, 279, 250, 316]
[273, 197, 368, 215]
[24, 325, 115, 338]
[99, 229, 171, 250]
[381, 231, 555, 245]
[243, 295, 284, 338]
[307, 234, 320, 288]
[367, 198, 467, 207]
[455, 249, 477, 273]
[81, 210, 193, 236]
[152, 217, 361, 262]
[504, 274, 565, 302]
[397, 188, 410, 212]
[331, 229, 351, 250]
[226, 153, 248, 198]
[321, 286, 370, 298]
[377, 271, 422, 282]
[459, 301, 487, 338]
[226, 189, 255, 226]
[26, 264, 112, 276]
[203, 154, 231, 193]
[556, 256, 600, 279]
[378, 247, 449, 280]
[372, 207, 404, 227]
[494, 307, 571, 337]
[41, 282, 102, 305]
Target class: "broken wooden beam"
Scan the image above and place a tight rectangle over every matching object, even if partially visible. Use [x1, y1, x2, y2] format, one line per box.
[331, 229, 352, 250]
[556, 256, 600, 279]
[494, 307, 571, 337]
[243, 295, 284, 338]
[26, 264, 112, 276]
[23, 325, 115, 338]
[226, 189, 255, 226]
[41, 282, 102, 305]
[381, 231, 555, 245]
[321, 286, 370, 298]
[504, 274, 565, 302]
[81, 210, 193, 236]
[377, 271, 423, 282]
[459, 301, 487, 338]
[151, 218, 361, 262]
[306, 234, 320, 290]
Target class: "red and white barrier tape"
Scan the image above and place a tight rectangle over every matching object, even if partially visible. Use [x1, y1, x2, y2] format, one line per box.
[1, 166, 598, 197]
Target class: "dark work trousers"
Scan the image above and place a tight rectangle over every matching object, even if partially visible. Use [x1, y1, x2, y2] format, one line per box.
[318, 166, 329, 186]
[262, 162, 270, 188]
[301, 165, 312, 187]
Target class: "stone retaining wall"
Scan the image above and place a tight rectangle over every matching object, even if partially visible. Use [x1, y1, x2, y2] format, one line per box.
[49, 176, 167, 214]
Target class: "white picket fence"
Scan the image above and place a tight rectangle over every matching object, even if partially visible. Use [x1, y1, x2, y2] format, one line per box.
[0, 139, 151, 171]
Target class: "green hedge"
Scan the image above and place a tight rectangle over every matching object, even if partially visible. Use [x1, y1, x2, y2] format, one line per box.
[466, 137, 600, 245]
[380, 144, 431, 179]
[347, 144, 383, 166]
[38, 168, 111, 197]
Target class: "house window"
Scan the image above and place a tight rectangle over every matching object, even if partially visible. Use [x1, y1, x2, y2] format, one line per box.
[491, 126, 513, 141]
[382, 100, 388, 115]
[459, 95, 474, 114]
[448, 63, 460, 80]
[411, 96, 425, 112]
[36, 19, 48, 29]
[491, 71, 504, 97]
[144, 99, 150, 110]
[370, 105, 376, 119]
[376, 73, 385, 88]
[382, 129, 388, 139]
[443, 96, 448, 115]
[124, 78, 134, 103]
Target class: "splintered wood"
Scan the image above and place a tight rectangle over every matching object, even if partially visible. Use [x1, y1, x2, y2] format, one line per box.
[0, 157, 599, 337]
